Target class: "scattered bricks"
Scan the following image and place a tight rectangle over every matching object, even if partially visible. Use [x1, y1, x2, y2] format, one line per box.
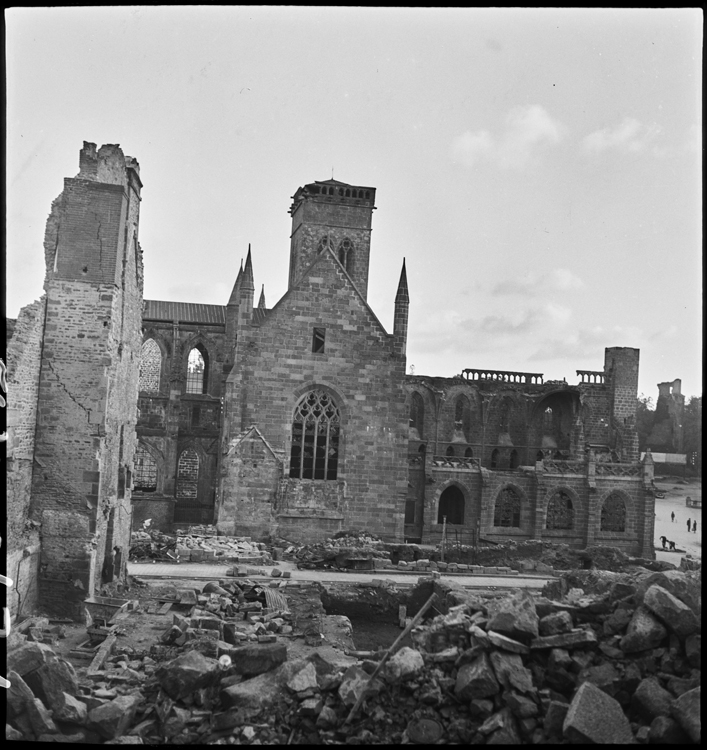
[27, 697, 58, 735]
[486, 590, 539, 644]
[397, 560, 408, 569]
[229, 642, 287, 676]
[486, 631, 530, 655]
[670, 686, 700, 743]
[530, 628, 598, 651]
[631, 677, 673, 721]
[338, 665, 384, 707]
[437, 562, 448, 571]
[161, 625, 184, 644]
[544, 700, 569, 737]
[87, 692, 143, 740]
[648, 715, 691, 744]
[7, 670, 36, 718]
[620, 606, 668, 654]
[270, 568, 282, 577]
[172, 613, 190, 631]
[642, 585, 699, 639]
[539, 610, 573, 636]
[257, 634, 277, 644]
[316, 705, 338, 728]
[287, 663, 319, 693]
[385, 646, 424, 683]
[455, 652, 500, 700]
[489, 651, 534, 694]
[7, 641, 56, 676]
[457, 564, 469, 571]
[562, 681, 636, 744]
[155, 651, 221, 700]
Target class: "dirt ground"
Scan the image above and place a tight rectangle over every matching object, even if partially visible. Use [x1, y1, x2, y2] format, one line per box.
[652, 476, 701, 564]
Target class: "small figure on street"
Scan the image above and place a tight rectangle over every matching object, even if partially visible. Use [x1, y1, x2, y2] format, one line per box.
[659, 535, 668, 549]
[668, 540, 677, 550]
[693, 520, 697, 533]
[686, 518, 691, 531]
[671, 511, 675, 523]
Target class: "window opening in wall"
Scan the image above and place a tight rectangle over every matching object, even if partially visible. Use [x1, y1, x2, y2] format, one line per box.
[317, 235, 334, 254]
[134, 446, 157, 492]
[438, 485, 465, 524]
[410, 392, 424, 439]
[405, 499, 416, 524]
[494, 487, 521, 527]
[139, 339, 162, 394]
[546, 491, 574, 530]
[491, 448, 499, 468]
[536, 450, 544, 461]
[186, 346, 208, 394]
[338, 238, 355, 275]
[543, 406, 553, 432]
[312, 328, 326, 354]
[464, 447, 473, 458]
[289, 390, 340, 480]
[600, 493, 626, 532]
[509, 449, 520, 469]
[445, 446, 455, 457]
[192, 406, 201, 427]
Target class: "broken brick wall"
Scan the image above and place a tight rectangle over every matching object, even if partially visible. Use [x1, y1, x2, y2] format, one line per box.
[6, 298, 46, 618]
[30, 143, 144, 618]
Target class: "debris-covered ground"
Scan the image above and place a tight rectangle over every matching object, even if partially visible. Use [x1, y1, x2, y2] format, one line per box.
[6, 548, 701, 744]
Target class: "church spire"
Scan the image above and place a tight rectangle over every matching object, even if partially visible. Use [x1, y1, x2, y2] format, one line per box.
[227, 259, 244, 306]
[242, 244, 254, 292]
[395, 258, 409, 304]
[258, 284, 266, 309]
[393, 258, 409, 358]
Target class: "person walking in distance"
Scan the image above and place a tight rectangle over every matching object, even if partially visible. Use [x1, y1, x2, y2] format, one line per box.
[693, 520, 697, 533]
[686, 518, 691, 531]
[671, 511, 675, 523]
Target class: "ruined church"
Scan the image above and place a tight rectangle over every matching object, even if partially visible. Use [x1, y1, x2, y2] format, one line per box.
[7, 143, 657, 618]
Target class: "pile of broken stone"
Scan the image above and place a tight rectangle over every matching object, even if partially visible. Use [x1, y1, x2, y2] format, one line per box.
[6, 565, 701, 744]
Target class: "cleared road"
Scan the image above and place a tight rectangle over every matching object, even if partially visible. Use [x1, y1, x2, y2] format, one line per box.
[128, 561, 555, 590]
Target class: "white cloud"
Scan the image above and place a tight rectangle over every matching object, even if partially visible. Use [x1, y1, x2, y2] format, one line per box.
[451, 105, 564, 169]
[582, 117, 662, 154]
[492, 268, 584, 296]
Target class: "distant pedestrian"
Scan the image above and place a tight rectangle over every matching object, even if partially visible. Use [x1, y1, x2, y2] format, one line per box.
[671, 511, 675, 523]
[693, 520, 697, 533]
[659, 535, 668, 549]
[686, 518, 691, 531]
[668, 540, 676, 550]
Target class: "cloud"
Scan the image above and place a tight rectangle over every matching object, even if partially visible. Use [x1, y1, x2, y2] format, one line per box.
[582, 117, 662, 154]
[528, 324, 644, 362]
[451, 105, 564, 169]
[492, 268, 584, 296]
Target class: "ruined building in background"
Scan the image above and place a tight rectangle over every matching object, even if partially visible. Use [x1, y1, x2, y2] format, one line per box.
[646, 378, 685, 454]
[6, 143, 657, 618]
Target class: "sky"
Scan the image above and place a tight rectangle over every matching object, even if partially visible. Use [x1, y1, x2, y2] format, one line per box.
[5, 7, 703, 400]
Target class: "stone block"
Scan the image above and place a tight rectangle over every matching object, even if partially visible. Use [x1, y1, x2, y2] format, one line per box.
[631, 677, 673, 721]
[286, 662, 319, 693]
[486, 630, 530, 654]
[642, 585, 699, 639]
[544, 700, 569, 737]
[670, 686, 700, 743]
[563, 681, 636, 744]
[155, 650, 221, 700]
[338, 665, 382, 706]
[648, 715, 690, 744]
[539, 610, 573, 636]
[6, 670, 36, 718]
[26, 697, 58, 735]
[530, 628, 598, 650]
[87, 692, 143, 740]
[229, 642, 287, 676]
[486, 590, 539, 643]
[489, 650, 534, 694]
[7, 641, 56, 676]
[24, 659, 79, 712]
[54, 691, 89, 725]
[455, 652, 500, 700]
[620, 606, 668, 654]
[385, 646, 424, 683]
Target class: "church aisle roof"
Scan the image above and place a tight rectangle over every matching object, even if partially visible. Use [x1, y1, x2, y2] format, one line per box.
[143, 300, 226, 325]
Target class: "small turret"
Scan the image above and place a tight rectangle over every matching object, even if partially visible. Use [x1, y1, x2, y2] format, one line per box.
[393, 259, 409, 357]
[238, 245, 255, 328]
[258, 284, 266, 309]
[225, 260, 243, 359]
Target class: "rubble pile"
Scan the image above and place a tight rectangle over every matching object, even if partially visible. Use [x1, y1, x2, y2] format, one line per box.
[175, 535, 272, 565]
[6, 564, 700, 744]
[129, 529, 178, 562]
[279, 531, 392, 570]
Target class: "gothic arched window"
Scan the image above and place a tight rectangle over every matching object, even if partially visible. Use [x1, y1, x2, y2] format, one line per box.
[494, 487, 521, 527]
[139, 339, 162, 394]
[438, 486, 465, 524]
[543, 407, 553, 433]
[338, 238, 355, 275]
[600, 493, 626, 532]
[186, 346, 208, 394]
[454, 395, 471, 440]
[491, 448, 499, 468]
[134, 445, 158, 492]
[177, 449, 199, 499]
[289, 390, 341, 480]
[546, 491, 574, 530]
[410, 392, 424, 439]
[317, 235, 334, 254]
[510, 449, 520, 469]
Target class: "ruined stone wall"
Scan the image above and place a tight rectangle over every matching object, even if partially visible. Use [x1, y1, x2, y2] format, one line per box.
[6, 298, 45, 617]
[220, 251, 408, 542]
[29, 143, 143, 618]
